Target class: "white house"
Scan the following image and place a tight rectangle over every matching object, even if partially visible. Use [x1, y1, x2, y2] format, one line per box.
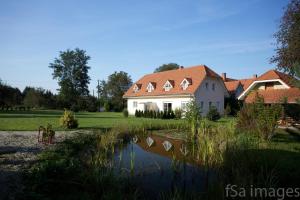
[123, 65, 229, 116]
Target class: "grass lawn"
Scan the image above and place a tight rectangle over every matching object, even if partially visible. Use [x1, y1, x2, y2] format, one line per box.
[0, 110, 188, 131]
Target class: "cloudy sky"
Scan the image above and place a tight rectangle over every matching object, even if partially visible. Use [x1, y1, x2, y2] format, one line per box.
[0, 0, 289, 93]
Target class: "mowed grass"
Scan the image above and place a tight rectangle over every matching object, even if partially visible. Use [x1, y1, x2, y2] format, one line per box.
[0, 110, 187, 131]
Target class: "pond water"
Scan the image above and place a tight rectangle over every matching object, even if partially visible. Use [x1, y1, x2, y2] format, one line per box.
[113, 134, 212, 198]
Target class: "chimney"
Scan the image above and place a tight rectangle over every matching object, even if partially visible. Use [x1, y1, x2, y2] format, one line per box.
[221, 73, 227, 81]
[253, 74, 257, 79]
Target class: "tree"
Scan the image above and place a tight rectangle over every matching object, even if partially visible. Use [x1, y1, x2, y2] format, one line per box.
[49, 48, 91, 107]
[0, 81, 22, 109]
[154, 63, 180, 73]
[271, 0, 300, 80]
[98, 71, 132, 111]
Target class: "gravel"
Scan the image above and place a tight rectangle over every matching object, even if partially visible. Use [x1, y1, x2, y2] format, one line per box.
[0, 131, 84, 200]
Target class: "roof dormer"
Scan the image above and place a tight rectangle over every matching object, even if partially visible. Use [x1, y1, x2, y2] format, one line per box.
[146, 82, 156, 92]
[163, 80, 174, 91]
[133, 84, 142, 93]
[180, 78, 192, 90]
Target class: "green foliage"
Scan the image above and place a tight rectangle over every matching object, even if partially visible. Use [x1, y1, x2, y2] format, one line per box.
[236, 94, 283, 140]
[154, 63, 180, 73]
[0, 81, 22, 110]
[97, 71, 132, 111]
[224, 103, 231, 117]
[104, 102, 110, 112]
[59, 109, 78, 129]
[134, 110, 176, 119]
[123, 108, 129, 118]
[271, 0, 300, 79]
[38, 124, 55, 143]
[185, 100, 201, 137]
[206, 106, 221, 121]
[49, 48, 91, 108]
[174, 108, 182, 119]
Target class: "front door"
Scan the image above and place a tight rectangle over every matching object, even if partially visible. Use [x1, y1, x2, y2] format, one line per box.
[163, 103, 172, 112]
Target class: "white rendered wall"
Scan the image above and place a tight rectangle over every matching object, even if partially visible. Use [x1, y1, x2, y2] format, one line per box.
[127, 96, 193, 115]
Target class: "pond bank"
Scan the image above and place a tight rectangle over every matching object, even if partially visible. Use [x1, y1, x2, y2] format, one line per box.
[0, 130, 91, 200]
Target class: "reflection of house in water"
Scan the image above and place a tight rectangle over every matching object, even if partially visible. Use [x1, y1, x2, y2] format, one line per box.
[136, 135, 196, 163]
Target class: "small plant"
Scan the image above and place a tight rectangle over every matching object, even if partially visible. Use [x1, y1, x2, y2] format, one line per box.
[123, 108, 129, 118]
[185, 100, 201, 137]
[174, 108, 182, 119]
[59, 109, 78, 129]
[38, 124, 55, 144]
[206, 106, 221, 121]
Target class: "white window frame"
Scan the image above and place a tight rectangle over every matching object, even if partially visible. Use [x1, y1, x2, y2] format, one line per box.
[133, 101, 138, 108]
[163, 80, 173, 91]
[133, 84, 140, 93]
[180, 78, 190, 90]
[146, 83, 155, 92]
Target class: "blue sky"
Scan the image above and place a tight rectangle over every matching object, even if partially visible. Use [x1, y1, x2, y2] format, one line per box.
[0, 0, 289, 94]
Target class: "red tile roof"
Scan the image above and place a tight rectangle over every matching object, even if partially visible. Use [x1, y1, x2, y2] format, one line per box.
[123, 65, 222, 97]
[256, 70, 295, 87]
[224, 81, 240, 93]
[244, 88, 300, 104]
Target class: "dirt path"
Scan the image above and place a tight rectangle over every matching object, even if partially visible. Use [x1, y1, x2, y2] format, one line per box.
[0, 131, 82, 200]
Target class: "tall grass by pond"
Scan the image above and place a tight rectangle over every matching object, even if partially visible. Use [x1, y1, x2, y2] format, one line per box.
[20, 119, 300, 200]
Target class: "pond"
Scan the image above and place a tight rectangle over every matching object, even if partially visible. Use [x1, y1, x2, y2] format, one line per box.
[113, 134, 213, 198]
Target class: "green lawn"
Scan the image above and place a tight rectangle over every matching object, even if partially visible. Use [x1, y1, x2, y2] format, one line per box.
[0, 110, 188, 131]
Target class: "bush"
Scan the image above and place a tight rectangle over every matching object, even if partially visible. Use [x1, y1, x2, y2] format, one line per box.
[174, 108, 182, 119]
[59, 109, 78, 129]
[123, 108, 129, 118]
[185, 100, 201, 136]
[206, 106, 221, 121]
[236, 94, 283, 140]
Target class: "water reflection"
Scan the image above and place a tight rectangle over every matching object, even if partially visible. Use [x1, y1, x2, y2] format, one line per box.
[114, 134, 207, 198]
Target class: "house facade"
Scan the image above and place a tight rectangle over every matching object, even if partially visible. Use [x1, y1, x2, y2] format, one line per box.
[123, 65, 229, 116]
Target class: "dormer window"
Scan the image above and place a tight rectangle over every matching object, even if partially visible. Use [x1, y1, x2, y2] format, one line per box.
[133, 84, 142, 93]
[146, 82, 156, 92]
[180, 78, 192, 90]
[163, 80, 174, 91]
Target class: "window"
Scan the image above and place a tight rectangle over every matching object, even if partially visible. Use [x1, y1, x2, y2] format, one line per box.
[212, 83, 215, 91]
[180, 78, 191, 90]
[163, 103, 172, 112]
[181, 102, 188, 111]
[205, 82, 209, 90]
[209, 101, 212, 108]
[147, 83, 155, 92]
[163, 81, 173, 91]
[133, 84, 140, 93]
[133, 101, 137, 108]
[200, 101, 204, 109]
[216, 101, 220, 109]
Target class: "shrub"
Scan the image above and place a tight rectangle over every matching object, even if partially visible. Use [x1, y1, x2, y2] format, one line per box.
[135, 110, 139, 117]
[174, 108, 182, 119]
[206, 106, 221, 121]
[123, 108, 129, 118]
[59, 109, 78, 129]
[170, 110, 175, 119]
[236, 93, 283, 140]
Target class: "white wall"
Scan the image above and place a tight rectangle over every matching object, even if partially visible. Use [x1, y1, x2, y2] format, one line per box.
[127, 96, 193, 115]
[126, 77, 227, 116]
[194, 77, 226, 115]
